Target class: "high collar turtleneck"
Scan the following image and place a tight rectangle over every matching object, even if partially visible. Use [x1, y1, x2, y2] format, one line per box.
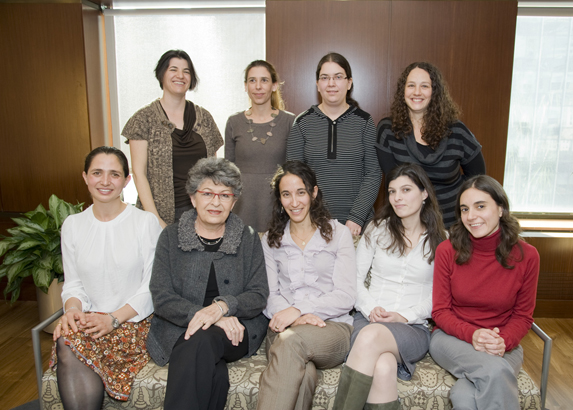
[469, 227, 501, 254]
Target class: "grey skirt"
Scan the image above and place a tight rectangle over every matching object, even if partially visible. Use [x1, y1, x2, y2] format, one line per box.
[350, 312, 430, 381]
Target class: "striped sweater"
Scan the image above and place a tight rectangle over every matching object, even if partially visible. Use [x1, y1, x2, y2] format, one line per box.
[375, 117, 483, 227]
[287, 105, 381, 227]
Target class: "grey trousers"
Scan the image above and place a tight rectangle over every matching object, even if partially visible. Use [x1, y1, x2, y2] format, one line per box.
[429, 329, 523, 410]
[256, 321, 353, 410]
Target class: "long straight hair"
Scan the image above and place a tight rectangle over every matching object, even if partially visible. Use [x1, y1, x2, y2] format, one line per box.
[367, 163, 446, 263]
[244, 60, 286, 110]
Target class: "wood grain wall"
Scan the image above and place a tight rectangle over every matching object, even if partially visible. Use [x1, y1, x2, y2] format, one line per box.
[0, 3, 92, 213]
[266, 0, 517, 184]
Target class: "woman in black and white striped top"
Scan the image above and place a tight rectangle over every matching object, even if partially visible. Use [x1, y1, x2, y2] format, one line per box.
[376, 62, 485, 228]
[286, 52, 381, 236]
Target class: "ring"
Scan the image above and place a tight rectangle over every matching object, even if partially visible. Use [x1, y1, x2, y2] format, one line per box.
[231, 328, 235, 331]
[274, 326, 279, 330]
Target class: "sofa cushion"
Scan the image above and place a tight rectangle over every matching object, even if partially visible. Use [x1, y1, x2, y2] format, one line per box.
[41, 340, 541, 410]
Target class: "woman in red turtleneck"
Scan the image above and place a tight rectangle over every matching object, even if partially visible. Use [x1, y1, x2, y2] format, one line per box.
[430, 175, 539, 410]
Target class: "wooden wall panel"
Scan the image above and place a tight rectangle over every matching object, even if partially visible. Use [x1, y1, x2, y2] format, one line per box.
[0, 3, 92, 212]
[82, 4, 108, 149]
[525, 237, 573, 318]
[266, 1, 391, 119]
[388, 1, 517, 183]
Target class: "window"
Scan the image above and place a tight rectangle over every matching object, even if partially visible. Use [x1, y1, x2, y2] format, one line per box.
[103, 2, 265, 203]
[505, 5, 573, 214]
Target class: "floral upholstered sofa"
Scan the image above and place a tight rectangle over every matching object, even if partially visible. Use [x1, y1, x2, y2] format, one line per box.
[40, 337, 543, 410]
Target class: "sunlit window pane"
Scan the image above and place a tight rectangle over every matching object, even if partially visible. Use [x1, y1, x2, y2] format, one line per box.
[505, 16, 573, 213]
[110, 10, 264, 204]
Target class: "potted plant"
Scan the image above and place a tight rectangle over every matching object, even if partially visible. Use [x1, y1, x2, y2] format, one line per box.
[0, 195, 83, 327]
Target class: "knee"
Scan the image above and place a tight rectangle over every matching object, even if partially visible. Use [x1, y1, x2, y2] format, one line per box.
[172, 329, 220, 360]
[269, 329, 304, 357]
[352, 325, 389, 356]
[372, 355, 397, 383]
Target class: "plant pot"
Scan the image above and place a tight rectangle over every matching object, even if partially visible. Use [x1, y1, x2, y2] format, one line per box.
[36, 279, 64, 334]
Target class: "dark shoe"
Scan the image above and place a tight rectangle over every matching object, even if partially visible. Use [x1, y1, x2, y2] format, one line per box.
[364, 399, 401, 410]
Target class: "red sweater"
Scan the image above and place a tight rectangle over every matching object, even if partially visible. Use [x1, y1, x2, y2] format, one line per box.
[432, 229, 539, 351]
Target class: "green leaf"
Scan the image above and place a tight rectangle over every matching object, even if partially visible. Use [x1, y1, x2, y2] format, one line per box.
[4, 277, 23, 303]
[11, 217, 45, 234]
[6, 227, 26, 237]
[0, 239, 18, 258]
[53, 255, 63, 274]
[23, 203, 47, 219]
[37, 252, 53, 270]
[49, 195, 62, 228]
[3, 249, 36, 265]
[30, 212, 49, 230]
[47, 236, 61, 252]
[32, 265, 54, 290]
[0, 264, 8, 279]
[16, 238, 44, 251]
[6, 260, 29, 282]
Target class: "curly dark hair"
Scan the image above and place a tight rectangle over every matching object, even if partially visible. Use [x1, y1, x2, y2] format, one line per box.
[267, 161, 333, 248]
[390, 62, 460, 149]
[449, 175, 523, 269]
[367, 163, 446, 263]
[316, 52, 359, 108]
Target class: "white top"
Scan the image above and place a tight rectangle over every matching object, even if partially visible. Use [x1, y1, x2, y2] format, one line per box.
[262, 220, 356, 325]
[355, 220, 433, 325]
[61, 205, 162, 322]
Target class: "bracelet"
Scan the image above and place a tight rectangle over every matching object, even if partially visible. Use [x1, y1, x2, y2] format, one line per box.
[65, 306, 80, 313]
[213, 300, 226, 316]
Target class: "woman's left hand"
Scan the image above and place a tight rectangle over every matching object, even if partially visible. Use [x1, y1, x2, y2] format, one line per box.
[82, 313, 114, 339]
[345, 220, 362, 236]
[370, 310, 407, 323]
[291, 313, 326, 328]
[214, 316, 244, 346]
[185, 302, 227, 340]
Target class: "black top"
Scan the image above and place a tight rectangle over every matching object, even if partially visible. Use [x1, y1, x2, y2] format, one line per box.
[201, 237, 223, 306]
[376, 117, 485, 227]
[168, 101, 208, 208]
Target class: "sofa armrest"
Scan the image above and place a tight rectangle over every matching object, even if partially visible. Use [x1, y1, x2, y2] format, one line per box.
[32, 308, 64, 397]
[531, 322, 552, 410]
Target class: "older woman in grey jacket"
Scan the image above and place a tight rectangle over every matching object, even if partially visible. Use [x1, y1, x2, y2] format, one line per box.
[147, 157, 269, 410]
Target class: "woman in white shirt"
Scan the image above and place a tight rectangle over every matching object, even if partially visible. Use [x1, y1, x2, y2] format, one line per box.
[51, 146, 162, 409]
[333, 163, 446, 410]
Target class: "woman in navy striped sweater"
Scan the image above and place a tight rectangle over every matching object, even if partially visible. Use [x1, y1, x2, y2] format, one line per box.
[287, 52, 381, 236]
[376, 62, 485, 228]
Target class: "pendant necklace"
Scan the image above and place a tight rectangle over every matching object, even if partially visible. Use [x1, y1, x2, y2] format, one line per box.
[290, 228, 314, 246]
[197, 235, 223, 246]
[245, 108, 278, 145]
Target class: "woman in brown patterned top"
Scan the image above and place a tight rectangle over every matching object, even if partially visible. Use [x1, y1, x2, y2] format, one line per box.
[123, 49, 223, 228]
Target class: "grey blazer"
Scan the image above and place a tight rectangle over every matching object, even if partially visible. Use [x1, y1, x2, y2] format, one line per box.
[147, 210, 269, 366]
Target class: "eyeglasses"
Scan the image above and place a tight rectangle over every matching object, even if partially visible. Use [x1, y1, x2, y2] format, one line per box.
[318, 75, 348, 83]
[196, 190, 236, 202]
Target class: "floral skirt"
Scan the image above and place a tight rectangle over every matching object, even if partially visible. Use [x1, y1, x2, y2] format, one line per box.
[49, 313, 152, 401]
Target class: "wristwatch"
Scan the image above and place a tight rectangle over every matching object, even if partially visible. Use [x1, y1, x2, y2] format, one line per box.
[108, 313, 120, 329]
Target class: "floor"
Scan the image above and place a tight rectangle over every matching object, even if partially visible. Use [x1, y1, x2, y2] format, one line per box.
[0, 301, 572, 410]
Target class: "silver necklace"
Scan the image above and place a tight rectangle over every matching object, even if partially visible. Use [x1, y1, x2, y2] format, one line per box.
[197, 235, 223, 246]
[245, 109, 278, 145]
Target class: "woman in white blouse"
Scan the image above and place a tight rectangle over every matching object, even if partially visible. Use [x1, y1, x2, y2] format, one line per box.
[333, 163, 447, 410]
[51, 147, 162, 409]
